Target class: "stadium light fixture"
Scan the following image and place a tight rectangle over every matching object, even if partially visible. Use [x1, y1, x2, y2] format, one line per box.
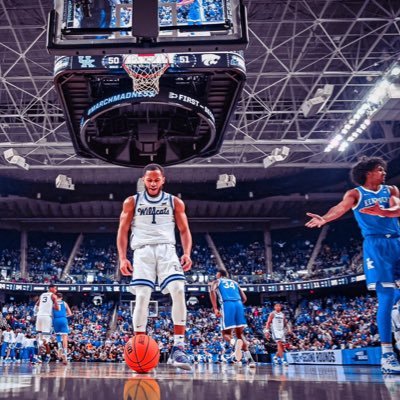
[216, 174, 236, 189]
[263, 146, 290, 168]
[3, 148, 30, 170]
[300, 84, 334, 117]
[324, 62, 400, 152]
[55, 174, 75, 190]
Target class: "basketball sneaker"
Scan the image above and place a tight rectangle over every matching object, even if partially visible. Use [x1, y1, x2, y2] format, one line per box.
[247, 358, 256, 368]
[169, 345, 192, 371]
[272, 355, 281, 366]
[234, 339, 243, 362]
[381, 352, 400, 374]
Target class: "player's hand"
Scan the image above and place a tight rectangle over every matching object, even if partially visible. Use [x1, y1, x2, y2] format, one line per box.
[119, 259, 133, 276]
[263, 328, 270, 340]
[360, 201, 385, 216]
[180, 254, 192, 272]
[214, 308, 221, 317]
[305, 213, 326, 228]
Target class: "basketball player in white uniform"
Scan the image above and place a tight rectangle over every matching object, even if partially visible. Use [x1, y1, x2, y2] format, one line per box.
[0, 326, 15, 362]
[265, 303, 290, 366]
[117, 163, 193, 370]
[34, 284, 59, 363]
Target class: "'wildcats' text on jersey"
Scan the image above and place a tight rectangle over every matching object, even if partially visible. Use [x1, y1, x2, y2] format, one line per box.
[130, 191, 176, 250]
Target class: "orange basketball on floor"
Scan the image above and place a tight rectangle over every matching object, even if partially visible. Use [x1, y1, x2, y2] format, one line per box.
[124, 335, 160, 373]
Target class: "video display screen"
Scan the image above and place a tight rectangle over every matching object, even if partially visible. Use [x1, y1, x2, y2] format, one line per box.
[65, 0, 227, 31]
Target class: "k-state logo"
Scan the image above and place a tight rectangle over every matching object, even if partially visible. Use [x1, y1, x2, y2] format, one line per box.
[78, 56, 96, 68]
[366, 258, 375, 270]
[201, 54, 221, 66]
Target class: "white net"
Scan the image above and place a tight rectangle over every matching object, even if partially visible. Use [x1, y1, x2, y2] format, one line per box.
[122, 54, 170, 97]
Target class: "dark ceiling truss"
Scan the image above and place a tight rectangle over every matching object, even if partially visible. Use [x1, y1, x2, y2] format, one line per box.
[0, 0, 400, 176]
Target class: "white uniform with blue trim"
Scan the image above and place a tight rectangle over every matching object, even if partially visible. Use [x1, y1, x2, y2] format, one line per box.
[130, 190, 185, 294]
[271, 311, 286, 342]
[36, 292, 54, 335]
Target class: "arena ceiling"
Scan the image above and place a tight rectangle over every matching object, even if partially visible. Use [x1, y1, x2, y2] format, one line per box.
[1, 0, 400, 206]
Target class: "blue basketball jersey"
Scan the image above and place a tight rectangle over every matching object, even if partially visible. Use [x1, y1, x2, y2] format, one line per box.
[217, 278, 241, 302]
[352, 185, 400, 237]
[53, 301, 67, 319]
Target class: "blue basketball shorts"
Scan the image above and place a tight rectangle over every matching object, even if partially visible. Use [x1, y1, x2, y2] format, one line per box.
[53, 317, 69, 335]
[363, 236, 400, 290]
[221, 300, 247, 330]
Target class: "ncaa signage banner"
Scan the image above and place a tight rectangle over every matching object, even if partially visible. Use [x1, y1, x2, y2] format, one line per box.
[286, 350, 343, 365]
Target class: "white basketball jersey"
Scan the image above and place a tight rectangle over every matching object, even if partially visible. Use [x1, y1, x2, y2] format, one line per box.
[271, 311, 285, 332]
[15, 332, 25, 345]
[130, 191, 176, 250]
[2, 330, 13, 343]
[37, 292, 54, 317]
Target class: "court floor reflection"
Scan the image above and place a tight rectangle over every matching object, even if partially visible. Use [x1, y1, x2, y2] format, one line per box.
[0, 363, 398, 400]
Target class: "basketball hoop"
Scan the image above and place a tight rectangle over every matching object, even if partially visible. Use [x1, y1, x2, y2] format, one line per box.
[122, 54, 170, 97]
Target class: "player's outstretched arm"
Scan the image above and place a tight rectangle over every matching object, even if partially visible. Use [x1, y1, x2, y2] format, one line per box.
[174, 197, 193, 272]
[360, 186, 400, 217]
[305, 189, 358, 228]
[117, 196, 134, 276]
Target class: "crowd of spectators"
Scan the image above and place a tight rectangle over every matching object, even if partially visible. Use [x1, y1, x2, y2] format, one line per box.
[0, 224, 364, 285]
[1, 299, 120, 362]
[0, 292, 382, 364]
[69, 239, 118, 284]
[27, 241, 68, 284]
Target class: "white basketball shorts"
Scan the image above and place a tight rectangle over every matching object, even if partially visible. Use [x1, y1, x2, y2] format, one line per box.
[35, 315, 52, 335]
[130, 243, 186, 294]
[271, 329, 285, 343]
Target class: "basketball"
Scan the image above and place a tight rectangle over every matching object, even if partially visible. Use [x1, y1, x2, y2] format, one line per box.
[123, 379, 160, 400]
[124, 335, 160, 373]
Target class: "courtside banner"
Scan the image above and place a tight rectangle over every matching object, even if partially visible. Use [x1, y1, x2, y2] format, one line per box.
[286, 350, 343, 365]
[341, 347, 381, 365]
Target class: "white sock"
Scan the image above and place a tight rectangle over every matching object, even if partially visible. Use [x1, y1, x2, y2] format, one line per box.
[173, 334, 185, 347]
[244, 350, 252, 360]
[381, 344, 393, 355]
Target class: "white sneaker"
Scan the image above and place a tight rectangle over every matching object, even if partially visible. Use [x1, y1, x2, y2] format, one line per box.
[272, 355, 280, 365]
[234, 339, 243, 362]
[170, 345, 192, 371]
[381, 352, 400, 374]
[248, 359, 256, 368]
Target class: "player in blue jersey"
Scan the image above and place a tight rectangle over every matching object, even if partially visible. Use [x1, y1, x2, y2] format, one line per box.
[210, 270, 256, 367]
[306, 156, 400, 374]
[177, 0, 203, 25]
[53, 292, 72, 365]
